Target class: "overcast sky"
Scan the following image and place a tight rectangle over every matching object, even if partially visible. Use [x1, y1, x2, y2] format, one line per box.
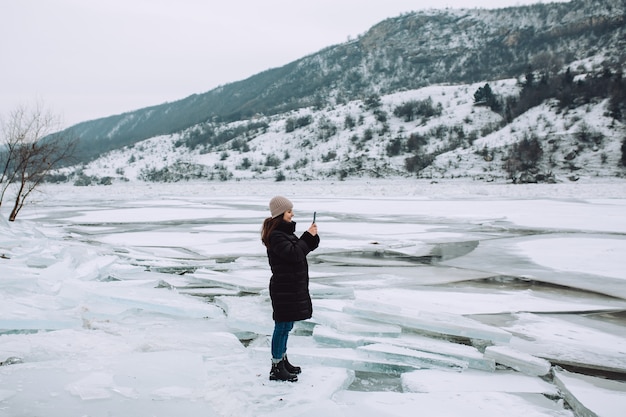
[1, 0, 570, 127]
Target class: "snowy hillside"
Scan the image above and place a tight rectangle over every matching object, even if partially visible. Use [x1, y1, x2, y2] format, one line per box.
[59, 0, 626, 166]
[72, 77, 625, 184]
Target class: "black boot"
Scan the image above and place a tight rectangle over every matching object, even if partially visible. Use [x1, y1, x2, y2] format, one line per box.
[283, 355, 301, 374]
[269, 360, 298, 382]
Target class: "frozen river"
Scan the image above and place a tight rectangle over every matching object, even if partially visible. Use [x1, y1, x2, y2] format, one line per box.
[1, 180, 625, 416]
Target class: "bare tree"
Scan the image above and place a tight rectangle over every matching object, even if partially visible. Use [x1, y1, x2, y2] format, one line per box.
[531, 51, 564, 78]
[0, 103, 77, 221]
[0, 108, 26, 205]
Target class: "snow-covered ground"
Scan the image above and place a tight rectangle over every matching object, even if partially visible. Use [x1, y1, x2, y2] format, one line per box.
[1, 179, 625, 417]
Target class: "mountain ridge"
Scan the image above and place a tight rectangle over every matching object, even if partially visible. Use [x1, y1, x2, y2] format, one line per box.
[63, 0, 625, 162]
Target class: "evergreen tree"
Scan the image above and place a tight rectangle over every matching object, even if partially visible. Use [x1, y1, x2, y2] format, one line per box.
[473, 83, 501, 112]
[364, 94, 382, 110]
[563, 67, 574, 86]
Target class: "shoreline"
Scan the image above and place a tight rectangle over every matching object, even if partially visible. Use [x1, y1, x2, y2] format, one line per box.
[30, 178, 626, 201]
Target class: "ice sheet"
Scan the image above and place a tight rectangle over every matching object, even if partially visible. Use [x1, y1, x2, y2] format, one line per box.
[2, 180, 625, 416]
[357, 343, 468, 371]
[517, 237, 626, 280]
[553, 369, 626, 417]
[213, 295, 274, 335]
[345, 300, 512, 343]
[443, 234, 626, 300]
[312, 311, 402, 336]
[312, 325, 369, 348]
[355, 287, 626, 315]
[504, 313, 626, 374]
[402, 369, 558, 394]
[191, 269, 268, 293]
[484, 345, 552, 376]
[369, 333, 495, 372]
[318, 197, 626, 233]
[78, 280, 224, 319]
[331, 391, 573, 417]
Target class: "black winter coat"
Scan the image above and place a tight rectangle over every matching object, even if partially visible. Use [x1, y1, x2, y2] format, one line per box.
[267, 220, 319, 322]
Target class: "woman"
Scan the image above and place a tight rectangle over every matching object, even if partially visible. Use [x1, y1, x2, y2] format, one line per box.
[261, 196, 319, 382]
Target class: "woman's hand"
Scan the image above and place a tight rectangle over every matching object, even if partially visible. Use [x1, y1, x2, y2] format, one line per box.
[308, 223, 318, 236]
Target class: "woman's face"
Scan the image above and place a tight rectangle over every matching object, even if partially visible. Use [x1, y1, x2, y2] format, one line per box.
[282, 209, 294, 222]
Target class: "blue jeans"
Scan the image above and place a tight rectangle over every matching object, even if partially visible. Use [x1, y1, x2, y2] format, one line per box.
[271, 321, 294, 360]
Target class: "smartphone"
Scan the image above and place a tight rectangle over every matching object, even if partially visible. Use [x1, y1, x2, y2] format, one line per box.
[313, 211, 316, 224]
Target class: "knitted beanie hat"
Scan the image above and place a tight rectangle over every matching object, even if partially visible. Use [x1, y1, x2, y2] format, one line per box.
[269, 196, 293, 218]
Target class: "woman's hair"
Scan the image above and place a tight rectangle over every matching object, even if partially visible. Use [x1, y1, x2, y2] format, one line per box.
[261, 215, 283, 247]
